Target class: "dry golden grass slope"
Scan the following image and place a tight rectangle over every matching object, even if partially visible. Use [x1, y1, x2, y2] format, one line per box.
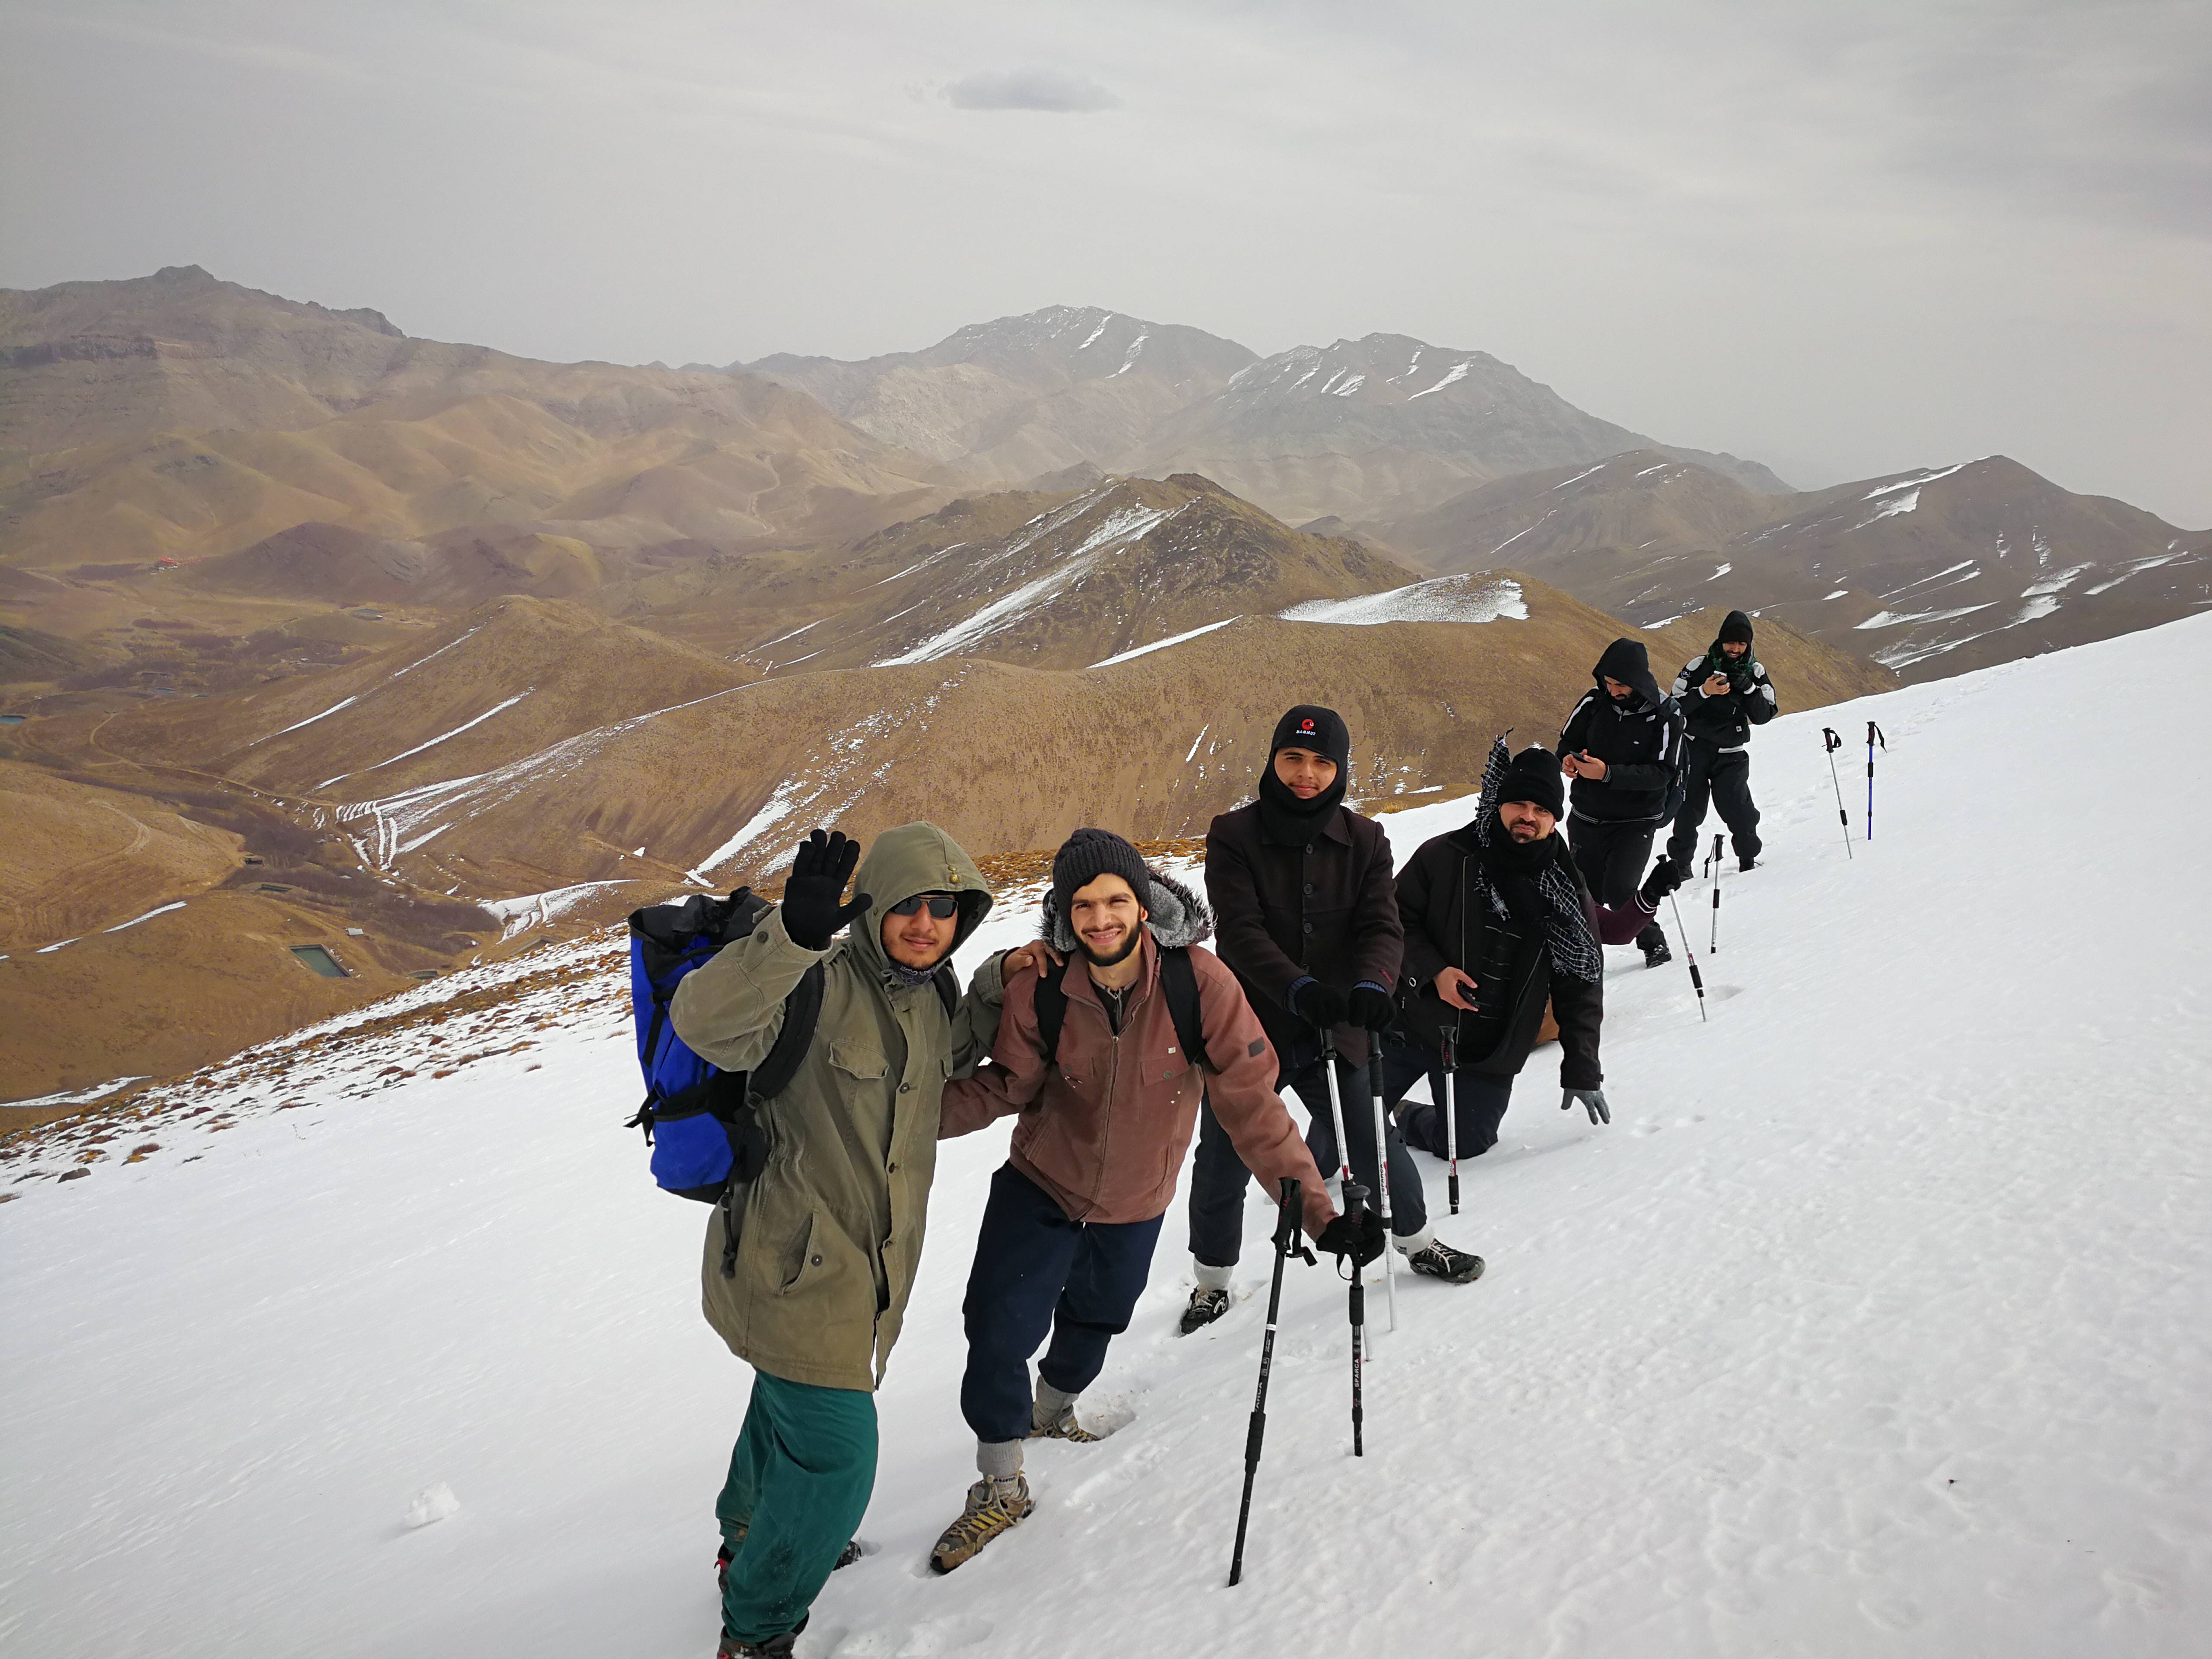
[225, 575, 1890, 905]
[0, 266, 963, 571]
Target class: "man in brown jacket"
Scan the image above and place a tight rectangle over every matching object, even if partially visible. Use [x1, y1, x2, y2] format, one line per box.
[927, 828, 1382, 1572]
[1182, 705, 1484, 1334]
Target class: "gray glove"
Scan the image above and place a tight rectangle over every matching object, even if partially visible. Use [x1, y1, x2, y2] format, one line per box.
[1562, 1088, 1610, 1125]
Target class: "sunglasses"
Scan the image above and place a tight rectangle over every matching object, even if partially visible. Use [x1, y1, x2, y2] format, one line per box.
[888, 893, 960, 919]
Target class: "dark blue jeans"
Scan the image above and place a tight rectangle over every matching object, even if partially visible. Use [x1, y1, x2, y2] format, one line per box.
[959, 1163, 1165, 1446]
[1374, 1027, 1516, 1160]
[1185, 1034, 1427, 1268]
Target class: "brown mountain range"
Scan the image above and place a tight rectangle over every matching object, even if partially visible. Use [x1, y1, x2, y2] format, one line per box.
[0, 265, 959, 572]
[1362, 451, 2212, 680]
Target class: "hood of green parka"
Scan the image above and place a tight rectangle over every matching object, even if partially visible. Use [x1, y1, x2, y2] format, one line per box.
[841, 820, 994, 978]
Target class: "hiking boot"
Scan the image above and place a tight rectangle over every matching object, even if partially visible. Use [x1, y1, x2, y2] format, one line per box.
[716, 1534, 860, 1589]
[1738, 855, 1758, 872]
[717, 1631, 798, 1659]
[1405, 1240, 1486, 1284]
[1642, 937, 1672, 969]
[1029, 1402, 1104, 1442]
[1179, 1285, 1231, 1334]
[929, 1474, 1033, 1573]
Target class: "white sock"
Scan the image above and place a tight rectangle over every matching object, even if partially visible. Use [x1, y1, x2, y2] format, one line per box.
[1193, 1259, 1233, 1292]
[1393, 1221, 1435, 1255]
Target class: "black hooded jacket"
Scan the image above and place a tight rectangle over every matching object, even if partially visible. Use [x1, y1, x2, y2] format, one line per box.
[1672, 616, 1780, 748]
[1394, 822, 1603, 1088]
[1557, 639, 1688, 828]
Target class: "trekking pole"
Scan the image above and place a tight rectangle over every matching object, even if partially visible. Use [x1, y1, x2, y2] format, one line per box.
[1710, 833, 1723, 954]
[1318, 1030, 1367, 1453]
[1440, 1027, 1460, 1216]
[1228, 1177, 1309, 1587]
[1866, 721, 1886, 840]
[1666, 893, 1708, 1022]
[1821, 729, 1854, 859]
[1367, 1043, 1400, 1335]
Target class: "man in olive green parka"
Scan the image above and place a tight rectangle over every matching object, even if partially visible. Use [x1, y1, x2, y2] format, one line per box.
[670, 822, 1007, 1658]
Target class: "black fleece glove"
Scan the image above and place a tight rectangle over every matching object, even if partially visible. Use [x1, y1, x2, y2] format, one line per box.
[1347, 985, 1396, 1032]
[1290, 979, 1349, 1031]
[779, 829, 869, 951]
[1315, 1208, 1387, 1266]
[1639, 861, 1685, 905]
[1729, 662, 1757, 695]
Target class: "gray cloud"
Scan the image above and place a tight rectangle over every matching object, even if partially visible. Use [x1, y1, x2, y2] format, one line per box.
[942, 67, 1119, 112]
[1, 0, 2206, 525]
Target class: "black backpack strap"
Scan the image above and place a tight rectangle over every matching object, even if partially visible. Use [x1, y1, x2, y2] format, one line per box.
[1158, 946, 1212, 1074]
[748, 962, 825, 1103]
[1033, 957, 1072, 1067]
[932, 963, 960, 1019]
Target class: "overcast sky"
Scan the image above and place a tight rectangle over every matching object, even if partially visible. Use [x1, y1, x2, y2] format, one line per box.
[4, 1, 2207, 524]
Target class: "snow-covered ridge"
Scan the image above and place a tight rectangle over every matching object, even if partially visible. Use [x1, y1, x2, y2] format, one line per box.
[7, 616, 2212, 1658]
[1282, 575, 1528, 627]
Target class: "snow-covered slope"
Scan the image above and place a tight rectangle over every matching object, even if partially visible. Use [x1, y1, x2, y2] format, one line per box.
[6, 616, 2210, 1659]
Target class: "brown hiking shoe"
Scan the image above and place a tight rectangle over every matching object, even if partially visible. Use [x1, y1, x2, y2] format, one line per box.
[1028, 1402, 1105, 1443]
[928, 1474, 1033, 1573]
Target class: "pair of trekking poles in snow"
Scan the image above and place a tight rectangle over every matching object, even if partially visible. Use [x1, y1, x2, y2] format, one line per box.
[1821, 721, 1886, 852]
[1227, 1022, 1400, 1586]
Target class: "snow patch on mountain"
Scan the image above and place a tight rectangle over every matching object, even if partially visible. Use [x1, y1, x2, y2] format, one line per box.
[483, 881, 639, 940]
[1404, 360, 1472, 400]
[1089, 616, 1241, 669]
[1281, 575, 1527, 626]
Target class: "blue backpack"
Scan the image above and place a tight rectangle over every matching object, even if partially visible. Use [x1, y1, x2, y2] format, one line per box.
[625, 888, 823, 1203]
[624, 887, 960, 1205]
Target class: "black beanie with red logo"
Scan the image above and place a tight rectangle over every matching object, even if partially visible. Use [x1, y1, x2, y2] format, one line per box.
[1268, 705, 1351, 772]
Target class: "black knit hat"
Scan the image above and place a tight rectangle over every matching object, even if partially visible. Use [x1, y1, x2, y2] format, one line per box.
[1050, 827, 1152, 924]
[1270, 705, 1350, 771]
[1493, 745, 1566, 819]
[1718, 610, 1755, 646]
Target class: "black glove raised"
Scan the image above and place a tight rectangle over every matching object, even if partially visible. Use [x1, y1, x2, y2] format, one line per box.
[780, 829, 870, 951]
[1315, 1208, 1387, 1266]
[1347, 985, 1396, 1032]
[1290, 979, 1349, 1031]
[1639, 860, 1685, 905]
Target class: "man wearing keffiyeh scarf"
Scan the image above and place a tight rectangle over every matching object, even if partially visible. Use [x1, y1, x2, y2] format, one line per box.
[1379, 739, 1686, 1166]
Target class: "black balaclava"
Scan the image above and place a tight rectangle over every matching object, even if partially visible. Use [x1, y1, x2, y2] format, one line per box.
[1257, 704, 1351, 844]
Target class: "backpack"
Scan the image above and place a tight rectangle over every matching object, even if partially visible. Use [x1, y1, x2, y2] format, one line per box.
[1031, 945, 1211, 1073]
[623, 890, 960, 1203]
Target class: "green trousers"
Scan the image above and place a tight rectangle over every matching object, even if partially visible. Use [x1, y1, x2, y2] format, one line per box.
[717, 1368, 879, 1643]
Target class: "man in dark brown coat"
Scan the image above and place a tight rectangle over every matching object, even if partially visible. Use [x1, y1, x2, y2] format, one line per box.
[928, 828, 1381, 1572]
[1180, 705, 1484, 1333]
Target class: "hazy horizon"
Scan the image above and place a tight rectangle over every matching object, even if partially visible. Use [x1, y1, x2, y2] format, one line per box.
[4, 1, 2206, 525]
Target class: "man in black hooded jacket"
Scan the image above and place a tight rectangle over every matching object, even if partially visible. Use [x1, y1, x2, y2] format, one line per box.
[1382, 741, 1680, 1158]
[1179, 704, 1485, 1333]
[1666, 609, 1778, 874]
[1557, 638, 1685, 968]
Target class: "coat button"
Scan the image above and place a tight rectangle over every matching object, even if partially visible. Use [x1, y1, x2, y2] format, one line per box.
[1304, 882, 1315, 894]
[899, 1082, 912, 1093]
[810, 1254, 823, 1266]
[1302, 921, 1314, 934]
[887, 1160, 899, 1173]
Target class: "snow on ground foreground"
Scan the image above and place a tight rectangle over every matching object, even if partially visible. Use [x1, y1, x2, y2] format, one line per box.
[6, 617, 2210, 1658]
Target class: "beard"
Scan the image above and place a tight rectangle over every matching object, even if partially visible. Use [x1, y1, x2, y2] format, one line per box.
[1076, 927, 1143, 969]
[1506, 821, 1545, 842]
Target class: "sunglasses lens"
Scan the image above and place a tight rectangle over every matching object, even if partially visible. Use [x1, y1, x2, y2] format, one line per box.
[893, 893, 959, 918]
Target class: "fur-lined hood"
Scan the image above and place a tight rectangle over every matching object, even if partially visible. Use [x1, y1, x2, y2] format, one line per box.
[1037, 864, 1213, 953]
